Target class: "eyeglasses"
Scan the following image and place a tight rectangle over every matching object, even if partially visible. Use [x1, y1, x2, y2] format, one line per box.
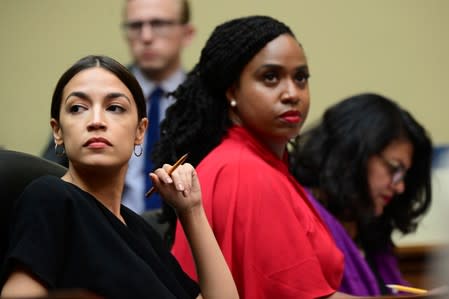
[379, 155, 407, 185]
[123, 18, 183, 38]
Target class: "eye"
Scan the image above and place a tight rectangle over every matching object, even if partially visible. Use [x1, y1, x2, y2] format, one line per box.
[107, 105, 126, 113]
[263, 71, 279, 84]
[69, 104, 87, 114]
[126, 21, 143, 31]
[295, 71, 310, 84]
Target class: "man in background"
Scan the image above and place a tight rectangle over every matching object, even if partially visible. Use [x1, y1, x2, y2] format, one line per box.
[43, 0, 195, 216]
[121, 0, 195, 214]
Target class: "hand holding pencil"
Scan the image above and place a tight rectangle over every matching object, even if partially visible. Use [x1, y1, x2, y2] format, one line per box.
[386, 284, 427, 295]
[385, 284, 449, 298]
[146, 153, 202, 213]
[145, 153, 189, 197]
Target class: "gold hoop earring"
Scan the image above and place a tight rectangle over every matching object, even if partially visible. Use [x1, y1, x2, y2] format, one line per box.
[134, 144, 143, 157]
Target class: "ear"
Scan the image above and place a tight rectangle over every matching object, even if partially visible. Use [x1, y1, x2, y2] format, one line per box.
[225, 84, 237, 103]
[135, 117, 148, 144]
[50, 118, 64, 145]
[181, 24, 196, 47]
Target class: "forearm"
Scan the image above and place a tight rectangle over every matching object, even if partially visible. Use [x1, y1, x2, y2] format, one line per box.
[178, 206, 239, 299]
[1, 268, 47, 297]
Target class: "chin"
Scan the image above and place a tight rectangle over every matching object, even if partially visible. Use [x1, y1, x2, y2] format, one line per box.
[373, 206, 384, 217]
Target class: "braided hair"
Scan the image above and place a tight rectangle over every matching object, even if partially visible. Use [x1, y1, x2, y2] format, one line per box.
[152, 15, 296, 244]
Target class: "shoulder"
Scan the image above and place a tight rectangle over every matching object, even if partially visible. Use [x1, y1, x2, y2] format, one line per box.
[20, 175, 66, 199]
[200, 140, 269, 173]
[198, 142, 292, 201]
[16, 176, 84, 214]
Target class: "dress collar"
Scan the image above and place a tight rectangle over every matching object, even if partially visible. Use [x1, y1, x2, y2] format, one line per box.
[227, 125, 290, 175]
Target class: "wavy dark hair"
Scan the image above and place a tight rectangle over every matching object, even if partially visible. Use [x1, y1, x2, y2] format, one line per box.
[151, 15, 296, 244]
[290, 93, 432, 251]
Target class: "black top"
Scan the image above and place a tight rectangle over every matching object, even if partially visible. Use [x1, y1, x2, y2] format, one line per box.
[1, 176, 199, 299]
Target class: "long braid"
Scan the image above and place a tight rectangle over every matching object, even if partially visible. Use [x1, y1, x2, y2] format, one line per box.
[153, 65, 231, 168]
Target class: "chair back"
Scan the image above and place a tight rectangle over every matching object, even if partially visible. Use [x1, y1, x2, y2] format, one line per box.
[0, 149, 66, 263]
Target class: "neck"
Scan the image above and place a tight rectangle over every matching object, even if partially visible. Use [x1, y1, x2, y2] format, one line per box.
[230, 122, 287, 160]
[139, 59, 181, 83]
[62, 164, 127, 219]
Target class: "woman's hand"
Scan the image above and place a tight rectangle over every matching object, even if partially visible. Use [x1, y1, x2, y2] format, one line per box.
[152, 162, 239, 299]
[150, 163, 202, 215]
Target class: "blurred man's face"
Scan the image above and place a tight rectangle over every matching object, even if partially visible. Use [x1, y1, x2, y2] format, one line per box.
[124, 0, 194, 81]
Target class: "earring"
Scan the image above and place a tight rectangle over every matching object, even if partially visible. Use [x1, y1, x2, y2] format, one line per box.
[230, 99, 237, 107]
[134, 144, 143, 157]
[54, 143, 65, 157]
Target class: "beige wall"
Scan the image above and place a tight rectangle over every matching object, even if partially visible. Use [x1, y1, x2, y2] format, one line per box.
[1, 0, 448, 244]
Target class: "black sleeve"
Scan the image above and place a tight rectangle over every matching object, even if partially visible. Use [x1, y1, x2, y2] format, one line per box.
[164, 248, 200, 297]
[134, 214, 201, 298]
[1, 176, 71, 288]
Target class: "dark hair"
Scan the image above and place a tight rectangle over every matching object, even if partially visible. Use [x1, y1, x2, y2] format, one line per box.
[51, 55, 146, 121]
[152, 15, 297, 244]
[290, 93, 432, 250]
[153, 15, 295, 167]
[180, 0, 191, 24]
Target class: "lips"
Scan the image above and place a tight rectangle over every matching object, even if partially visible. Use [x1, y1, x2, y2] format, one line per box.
[280, 110, 302, 124]
[382, 196, 393, 204]
[83, 137, 112, 147]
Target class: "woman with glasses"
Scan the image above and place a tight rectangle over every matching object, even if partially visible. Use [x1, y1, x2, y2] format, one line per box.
[290, 92, 433, 296]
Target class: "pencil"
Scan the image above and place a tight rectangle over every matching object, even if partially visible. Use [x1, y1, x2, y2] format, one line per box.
[145, 153, 189, 197]
[386, 284, 428, 295]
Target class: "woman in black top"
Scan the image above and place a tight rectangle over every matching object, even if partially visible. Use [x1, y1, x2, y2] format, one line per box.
[0, 55, 239, 299]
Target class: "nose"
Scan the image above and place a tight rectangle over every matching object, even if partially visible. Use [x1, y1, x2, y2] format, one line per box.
[140, 23, 154, 42]
[392, 180, 406, 194]
[280, 79, 300, 104]
[87, 109, 107, 131]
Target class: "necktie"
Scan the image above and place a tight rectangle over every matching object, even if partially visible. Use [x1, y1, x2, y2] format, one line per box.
[144, 87, 164, 210]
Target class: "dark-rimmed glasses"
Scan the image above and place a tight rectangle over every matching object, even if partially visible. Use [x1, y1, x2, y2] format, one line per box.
[379, 155, 407, 185]
[123, 18, 183, 38]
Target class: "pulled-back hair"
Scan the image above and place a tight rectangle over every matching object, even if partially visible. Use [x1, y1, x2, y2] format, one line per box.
[290, 93, 432, 250]
[152, 15, 296, 243]
[51, 55, 146, 121]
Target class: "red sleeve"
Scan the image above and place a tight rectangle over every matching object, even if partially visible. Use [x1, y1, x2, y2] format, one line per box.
[172, 152, 342, 298]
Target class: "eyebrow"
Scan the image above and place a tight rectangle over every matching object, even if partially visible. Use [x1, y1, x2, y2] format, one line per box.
[256, 64, 309, 72]
[65, 91, 131, 103]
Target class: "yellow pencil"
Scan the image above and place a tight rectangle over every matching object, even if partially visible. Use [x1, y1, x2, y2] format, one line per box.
[386, 284, 428, 295]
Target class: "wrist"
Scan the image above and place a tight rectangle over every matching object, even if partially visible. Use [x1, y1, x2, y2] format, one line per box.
[177, 205, 205, 224]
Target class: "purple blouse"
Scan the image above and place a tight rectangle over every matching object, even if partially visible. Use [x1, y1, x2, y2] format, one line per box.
[304, 189, 408, 296]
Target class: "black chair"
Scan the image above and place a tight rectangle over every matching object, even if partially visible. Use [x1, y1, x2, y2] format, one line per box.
[0, 150, 105, 298]
[0, 149, 67, 264]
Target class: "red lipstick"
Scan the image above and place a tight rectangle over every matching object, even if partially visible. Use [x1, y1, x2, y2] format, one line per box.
[280, 110, 301, 124]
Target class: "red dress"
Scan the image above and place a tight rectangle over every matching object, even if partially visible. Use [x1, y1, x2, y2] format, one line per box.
[172, 126, 343, 298]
